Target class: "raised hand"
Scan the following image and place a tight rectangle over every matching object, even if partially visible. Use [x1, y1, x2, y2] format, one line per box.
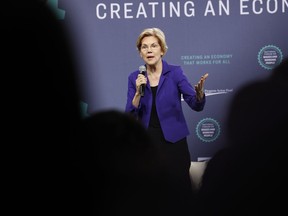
[195, 73, 208, 101]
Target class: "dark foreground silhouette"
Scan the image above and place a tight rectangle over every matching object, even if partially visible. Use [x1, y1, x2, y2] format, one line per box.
[196, 58, 288, 215]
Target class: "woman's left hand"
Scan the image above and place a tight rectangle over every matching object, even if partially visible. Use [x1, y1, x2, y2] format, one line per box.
[195, 73, 208, 101]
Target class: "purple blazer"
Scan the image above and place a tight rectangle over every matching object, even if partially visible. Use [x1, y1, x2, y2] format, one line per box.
[125, 60, 205, 143]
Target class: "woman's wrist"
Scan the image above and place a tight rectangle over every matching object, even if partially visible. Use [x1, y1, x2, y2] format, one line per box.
[196, 91, 204, 101]
[135, 92, 141, 97]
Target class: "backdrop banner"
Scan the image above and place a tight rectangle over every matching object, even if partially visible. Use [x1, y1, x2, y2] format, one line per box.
[52, 0, 288, 161]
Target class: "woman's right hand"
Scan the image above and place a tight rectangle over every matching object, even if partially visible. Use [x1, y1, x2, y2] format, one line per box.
[136, 73, 147, 94]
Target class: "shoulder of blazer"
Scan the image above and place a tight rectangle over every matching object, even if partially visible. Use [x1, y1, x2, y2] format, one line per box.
[162, 60, 182, 75]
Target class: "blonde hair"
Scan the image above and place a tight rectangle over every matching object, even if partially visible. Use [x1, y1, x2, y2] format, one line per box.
[136, 27, 168, 56]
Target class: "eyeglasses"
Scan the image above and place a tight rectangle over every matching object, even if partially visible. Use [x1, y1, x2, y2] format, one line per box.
[141, 43, 160, 51]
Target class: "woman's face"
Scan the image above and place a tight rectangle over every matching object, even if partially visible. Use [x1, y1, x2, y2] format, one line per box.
[140, 36, 163, 67]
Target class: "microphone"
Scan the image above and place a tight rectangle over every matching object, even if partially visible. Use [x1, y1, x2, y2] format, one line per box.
[139, 65, 146, 97]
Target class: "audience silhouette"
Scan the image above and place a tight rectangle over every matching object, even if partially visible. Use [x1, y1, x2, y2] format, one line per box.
[196, 58, 288, 215]
[3, 1, 82, 214]
[72, 109, 195, 215]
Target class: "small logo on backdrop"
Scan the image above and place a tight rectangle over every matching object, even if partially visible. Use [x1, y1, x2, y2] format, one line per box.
[204, 88, 233, 96]
[258, 45, 283, 70]
[196, 118, 220, 142]
[181, 89, 233, 101]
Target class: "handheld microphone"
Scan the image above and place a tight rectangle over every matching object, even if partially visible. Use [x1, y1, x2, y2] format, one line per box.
[139, 65, 146, 97]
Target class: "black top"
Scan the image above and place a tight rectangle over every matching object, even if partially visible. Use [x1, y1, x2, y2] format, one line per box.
[148, 86, 161, 128]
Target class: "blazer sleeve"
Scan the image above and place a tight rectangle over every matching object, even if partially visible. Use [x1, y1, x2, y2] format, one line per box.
[125, 72, 141, 117]
[176, 66, 206, 111]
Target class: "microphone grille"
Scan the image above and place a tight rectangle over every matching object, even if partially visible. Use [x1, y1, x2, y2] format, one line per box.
[139, 65, 146, 72]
